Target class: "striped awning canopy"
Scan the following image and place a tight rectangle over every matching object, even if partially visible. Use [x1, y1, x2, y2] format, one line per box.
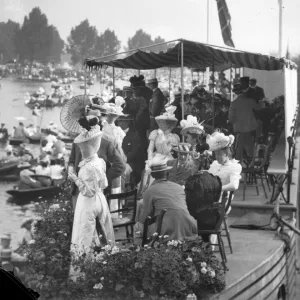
[84, 39, 297, 71]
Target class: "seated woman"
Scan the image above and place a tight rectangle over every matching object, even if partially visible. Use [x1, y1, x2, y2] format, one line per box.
[136, 155, 197, 243]
[205, 131, 242, 246]
[180, 115, 207, 174]
[168, 143, 194, 186]
[206, 131, 242, 208]
[0, 145, 19, 163]
[50, 158, 65, 186]
[18, 168, 43, 190]
[34, 154, 52, 187]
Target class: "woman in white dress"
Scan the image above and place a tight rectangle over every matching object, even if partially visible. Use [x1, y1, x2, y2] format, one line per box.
[205, 131, 242, 246]
[68, 115, 115, 276]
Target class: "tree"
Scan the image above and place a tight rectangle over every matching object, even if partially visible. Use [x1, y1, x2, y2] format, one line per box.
[151, 36, 167, 53]
[14, 7, 64, 66]
[94, 29, 121, 58]
[0, 20, 20, 63]
[67, 19, 98, 65]
[127, 29, 153, 50]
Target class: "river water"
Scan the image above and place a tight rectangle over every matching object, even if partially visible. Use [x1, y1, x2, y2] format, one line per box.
[0, 76, 124, 248]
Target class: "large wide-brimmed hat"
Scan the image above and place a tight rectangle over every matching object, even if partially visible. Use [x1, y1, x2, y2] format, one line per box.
[74, 117, 103, 158]
[101, 102, 128, 117]
[240, 76, 250, 85]
[173, 143, 192, 154]
[130, 75, 146, 89]
[180, 115, 205, 136]
[149, 154, 173, 173]
[155, 106, 178, 131]
[21, 217, 34, 228]
[206, 131, 235, 152]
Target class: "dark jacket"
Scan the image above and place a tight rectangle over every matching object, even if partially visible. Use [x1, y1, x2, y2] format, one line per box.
[149, 88, 165, 117]
[250, 86, 265, 102]
[122, 127, 145, 183]
[68, 133, 126, 194]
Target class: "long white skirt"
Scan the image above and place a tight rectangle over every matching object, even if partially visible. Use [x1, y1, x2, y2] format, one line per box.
[70, 190, 115, 281]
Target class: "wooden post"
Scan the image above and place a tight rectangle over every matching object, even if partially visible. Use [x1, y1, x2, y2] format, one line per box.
[181, 41, 184, 142]
[212, 58, 215, 129]
[84, 67, 87, 95]
[229, 65, 233, 102]
[112, 67, 115, 97]
[99, 68, 102, 95]
[169, 68, 172, 104]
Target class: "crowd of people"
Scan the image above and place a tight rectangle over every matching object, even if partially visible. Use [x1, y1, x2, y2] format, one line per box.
[65, 73, 283, 280]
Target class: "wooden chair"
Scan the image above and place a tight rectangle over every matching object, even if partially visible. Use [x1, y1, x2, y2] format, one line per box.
[107, 189, 138, 243]
[196, 203, 228, 271]
[142, 209, 167, 247]
[221, 191, 234, 254]
[242, 140, 271, 201]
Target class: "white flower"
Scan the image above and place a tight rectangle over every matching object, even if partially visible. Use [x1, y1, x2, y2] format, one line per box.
[50, 204, 60, 210]
[111, 246, 119, 255]
[200, 262, 207, 268]
[158, 235, 162, 239]
[152, 232, 158, 237]
[163, 235, 169, 239]
[100, 277, 104, 281]
[57, 231, 63, 234]
[201, 267, 207, 274]
[62, 208, 66, 211]
[93, 283, 103, 290]
[64, 233, 67, 236]
[95, 252, 104, 263]
[28, 239, 35, 245]
[186, 257, 193, 262]
[102, 261, 107, 264]
[167, 240, 179, 247]
[209, 270, 216, 278]
[103, 245, 111, 252]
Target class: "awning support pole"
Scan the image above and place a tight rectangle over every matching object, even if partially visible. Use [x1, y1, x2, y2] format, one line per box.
[181, 41, 184, 141]
[84, 67, 87, 95]
[138, 70, 140, 76]
[169, 68, 172, 104]
[99, 68, 102, 96]
[212, 57, 215, 130]
[112, 67, 115, 97]
[230, 65, 233, 102]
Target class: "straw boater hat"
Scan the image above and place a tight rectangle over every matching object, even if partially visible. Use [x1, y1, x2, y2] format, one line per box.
[180, 115, 205, 136]
[206, 131, 235, 152]
[147, 78, 159, 85]
[155, 106, 178, 131]
[74, 116, 103, 158]
[173, 143, 192, 154]
[149, 154, 173, 173]
[21, 217, 34, 228]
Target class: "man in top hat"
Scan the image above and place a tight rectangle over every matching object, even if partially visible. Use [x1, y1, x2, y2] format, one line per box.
[68, 108, 126, 211]
[228, 76, 261, 165]
[249, 78, 265, 103]
[122, 86, 138, 118]
[118, 113, 145, 189]
[147, 78, 166, 131]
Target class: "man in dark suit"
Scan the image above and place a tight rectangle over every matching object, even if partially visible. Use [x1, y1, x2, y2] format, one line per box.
[147, 78, 166, 131]
[68, 109, 126, 211]
[249, 78, 265, 103]
[118, 114, 145, 189]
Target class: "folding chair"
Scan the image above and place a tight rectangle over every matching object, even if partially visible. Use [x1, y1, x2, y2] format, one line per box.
[221, 191, 234, 254]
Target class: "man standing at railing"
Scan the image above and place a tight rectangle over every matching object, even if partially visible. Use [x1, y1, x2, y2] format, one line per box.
[228, 76, 260, 166]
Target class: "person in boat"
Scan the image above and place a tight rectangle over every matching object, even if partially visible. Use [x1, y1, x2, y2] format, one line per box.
[68, 108, 126, 213]
[19, 218, 34, 246]
[147, 78, 166, 132]
[51, 139, 66, 162]
[32, 105, 41, 128]
[1, 145, 19, 163]
[33, 153, 52, 187]
[68, 115, 115, 281]
[47, 121, 59, 134]
[118, 112, 145, 191]
[13, 143, 33, 161]
[13, 122, 27, 140]
[18, 168, 43, 189]
[50, 158, 65, 186]
[0, 123, 8, 139]
[136, 155, 197, 243]
[24, 124, 36, 137]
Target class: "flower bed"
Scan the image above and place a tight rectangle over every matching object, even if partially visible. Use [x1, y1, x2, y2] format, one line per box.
[21, 183, 226, 300]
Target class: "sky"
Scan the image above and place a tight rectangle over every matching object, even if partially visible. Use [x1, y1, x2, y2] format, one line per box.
[1, 0, 300, 57]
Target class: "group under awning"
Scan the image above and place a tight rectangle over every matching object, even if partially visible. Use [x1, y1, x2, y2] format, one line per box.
[84, 39, 297, 72]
